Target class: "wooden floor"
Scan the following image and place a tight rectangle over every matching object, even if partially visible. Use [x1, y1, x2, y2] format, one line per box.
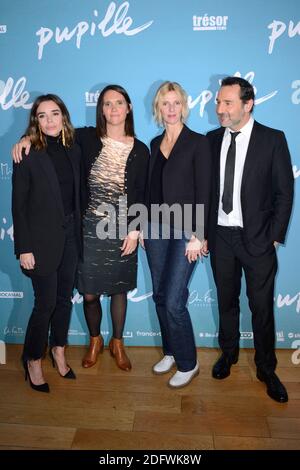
[0, 344, 300, 450]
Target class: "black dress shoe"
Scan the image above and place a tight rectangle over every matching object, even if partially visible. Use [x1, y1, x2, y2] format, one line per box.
[49, 349, 76, 379]
[212, 353, 238, 379]
[22, 360, 50, 393]
[256, 370, 288, 403]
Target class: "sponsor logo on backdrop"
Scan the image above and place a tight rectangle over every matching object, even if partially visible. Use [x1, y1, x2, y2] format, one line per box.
[268, 19, 300, 54]
[68, 329, 88, 337]
[85, 91, 100, 107]
[36, 1, 154, 60]
[288, 332, 300, 339]
[0, 291, 23, 298]
[276, 292, 300, 313]
[0, 76, 32, 110]
[4, 326, 25, 336]
[0, 25, 7, 33]
[123, 331, 133, 338]
[199, 332, 218, 338]
[291, 339, 300, 365]
[291, 80, 300, 104]
[0, 340, 6, 364]
[192, 14, 228, 31]
[0, 218, 14, 242]
[189, 289, 215, 307]
[0, 163, 12, 180]
[136, 331, 161, 337]
[188, 71, 277, 118]
[276, 331, 285, 342]
[240, 332, 253, 340]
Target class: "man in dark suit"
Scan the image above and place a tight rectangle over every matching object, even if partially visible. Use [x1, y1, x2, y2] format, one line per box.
[206, 76, 294, 403]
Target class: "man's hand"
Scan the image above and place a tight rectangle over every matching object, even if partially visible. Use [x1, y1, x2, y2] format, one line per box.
[185, 235, 203, 263]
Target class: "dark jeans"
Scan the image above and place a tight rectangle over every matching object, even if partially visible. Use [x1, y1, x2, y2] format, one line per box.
[210, 225, 278, 373]
[144, 224, 197, 371]
[22, 215, 79, 361]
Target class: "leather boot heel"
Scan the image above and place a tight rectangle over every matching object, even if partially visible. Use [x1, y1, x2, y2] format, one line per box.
[109, 338, 132, 371]
[82, 335, 104, 368]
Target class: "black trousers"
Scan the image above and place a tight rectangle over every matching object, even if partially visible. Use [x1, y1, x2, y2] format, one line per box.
[210, 225, 277, 373]
[22, 215, 79, 361]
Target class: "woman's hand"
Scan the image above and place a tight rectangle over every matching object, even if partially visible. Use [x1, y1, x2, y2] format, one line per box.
[20, 252, 35, 270]
[12, 136, 31, 163]
[121, 231, 139, 256]
[138, 231, 145, 249]
[185, 235, 203, 263]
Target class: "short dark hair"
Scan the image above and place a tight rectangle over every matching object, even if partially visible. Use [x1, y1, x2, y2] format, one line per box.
[26, 94, 74, 149]
[96, 84, 135, 138]
[221, 76, 255, 112]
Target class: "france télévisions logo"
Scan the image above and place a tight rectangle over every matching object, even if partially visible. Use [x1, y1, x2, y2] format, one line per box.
[193, 14, 228, 31]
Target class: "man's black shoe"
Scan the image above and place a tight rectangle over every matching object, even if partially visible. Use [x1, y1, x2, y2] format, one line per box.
[256, 370, 288, 403]
[212, 353, 238, 380]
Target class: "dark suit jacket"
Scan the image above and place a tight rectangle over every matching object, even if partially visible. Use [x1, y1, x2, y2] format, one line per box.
[12, 143, 82, 276]
[207, 120, 294, 256]
[146, 124, 212, 238]
[75, 127, 149, 227]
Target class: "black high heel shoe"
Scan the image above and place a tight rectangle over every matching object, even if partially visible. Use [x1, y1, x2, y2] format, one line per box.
[49, 348, 76, 379]
[22, 360, 50, 393]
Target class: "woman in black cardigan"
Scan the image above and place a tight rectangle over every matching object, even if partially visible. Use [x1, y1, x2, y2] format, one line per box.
[76, 85, 149, 371]
[12, 94, 82, 392]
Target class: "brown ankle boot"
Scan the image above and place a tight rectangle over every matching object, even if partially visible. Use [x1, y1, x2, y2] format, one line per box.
[82, 335, 104, 368]
[109, 338, 132, 371]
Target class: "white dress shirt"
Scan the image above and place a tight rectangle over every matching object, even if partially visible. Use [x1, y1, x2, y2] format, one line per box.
[218, 116, 254, 227]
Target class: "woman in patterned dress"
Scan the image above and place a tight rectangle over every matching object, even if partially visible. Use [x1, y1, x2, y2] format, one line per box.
[76, 85, 149, 371]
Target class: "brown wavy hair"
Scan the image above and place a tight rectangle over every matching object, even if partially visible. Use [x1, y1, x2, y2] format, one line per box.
[26, 94, 75, 149]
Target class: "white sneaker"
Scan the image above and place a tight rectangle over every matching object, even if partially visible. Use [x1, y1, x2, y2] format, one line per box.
[152, 355, 176, 374]
[168, 362, 199, 388]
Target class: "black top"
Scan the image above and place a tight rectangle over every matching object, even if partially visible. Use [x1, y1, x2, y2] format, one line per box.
[146, 125, 212, 238]
[46, 135, 74, 215]
[150, 149, 167, 205]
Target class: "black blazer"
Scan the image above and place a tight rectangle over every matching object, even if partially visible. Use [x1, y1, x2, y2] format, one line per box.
[146, 125, 212, 238]
[207, 120, 294, 256]
[12, 143, 82, 276]
[75, 127, 149, 226]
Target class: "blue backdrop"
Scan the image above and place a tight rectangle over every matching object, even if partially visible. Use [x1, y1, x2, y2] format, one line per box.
[0, 0, 299, 349]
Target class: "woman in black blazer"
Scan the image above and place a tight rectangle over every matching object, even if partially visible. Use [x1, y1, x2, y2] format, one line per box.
[12, 94, 81, 392]
[144, 81, 212, 388]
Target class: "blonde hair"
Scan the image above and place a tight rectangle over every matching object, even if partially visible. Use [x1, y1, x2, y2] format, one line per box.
[153, 81, 189, 126]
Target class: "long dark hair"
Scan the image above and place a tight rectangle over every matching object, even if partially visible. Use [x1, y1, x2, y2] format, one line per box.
[96, 84, 135, 138]
[26, 94, 75, 149]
